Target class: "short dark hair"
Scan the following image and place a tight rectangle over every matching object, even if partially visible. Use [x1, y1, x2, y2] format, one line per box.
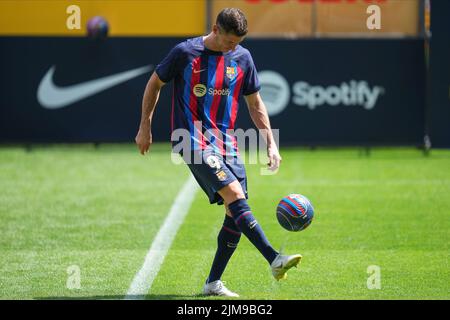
[216, 8, 248, 37]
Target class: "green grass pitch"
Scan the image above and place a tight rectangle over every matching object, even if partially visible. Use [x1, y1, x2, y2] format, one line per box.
[0, 144, 449, 299]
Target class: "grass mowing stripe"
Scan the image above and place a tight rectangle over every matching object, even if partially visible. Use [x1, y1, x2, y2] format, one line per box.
[125, 175, 199, 299]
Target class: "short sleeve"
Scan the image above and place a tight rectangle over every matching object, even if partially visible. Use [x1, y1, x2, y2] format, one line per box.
[155, 43, 185, 83]
[242, 51, 261, 96]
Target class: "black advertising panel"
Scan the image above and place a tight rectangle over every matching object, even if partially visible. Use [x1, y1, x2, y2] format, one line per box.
[429, 1, 450, 148]
[241, 38, 425, 146]
[0, 37, 182, 143]
[0, 37, 425, 146]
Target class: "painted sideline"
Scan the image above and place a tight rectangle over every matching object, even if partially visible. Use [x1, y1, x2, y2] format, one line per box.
[125, 174, 199, 299]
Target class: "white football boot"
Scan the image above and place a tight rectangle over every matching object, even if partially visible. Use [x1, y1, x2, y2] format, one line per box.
[203, 280, 239, 297]
[270, 254, 302, 280]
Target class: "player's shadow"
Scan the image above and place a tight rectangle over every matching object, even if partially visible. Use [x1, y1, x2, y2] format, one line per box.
[34, 294, 208, 300]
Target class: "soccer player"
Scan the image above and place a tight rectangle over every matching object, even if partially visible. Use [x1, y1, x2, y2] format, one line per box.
[135, 8, 302, 297]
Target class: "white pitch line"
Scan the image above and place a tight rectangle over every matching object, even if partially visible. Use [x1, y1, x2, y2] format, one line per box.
[125, 174, 199, 299]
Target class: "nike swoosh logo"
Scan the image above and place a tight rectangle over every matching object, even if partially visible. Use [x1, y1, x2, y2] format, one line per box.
[37, 64, 153, 109]
[249, 220, 258, 229]
[193, 69, 206, 74]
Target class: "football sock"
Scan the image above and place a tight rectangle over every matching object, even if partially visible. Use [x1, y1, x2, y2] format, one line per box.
[228, 198, 278, 264]
[206, 215, 241, 283]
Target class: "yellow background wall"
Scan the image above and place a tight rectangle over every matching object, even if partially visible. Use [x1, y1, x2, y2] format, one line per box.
[0, 0, 206, 36]
[316, 0, 419, 36]
[0, 0, 419, 37]
[212, 0, 419, 37]
[212, 0, 313, 36]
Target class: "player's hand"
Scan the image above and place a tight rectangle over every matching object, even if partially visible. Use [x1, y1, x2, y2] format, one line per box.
[135, 126, 152, 155]
[267, 144, 282, 172]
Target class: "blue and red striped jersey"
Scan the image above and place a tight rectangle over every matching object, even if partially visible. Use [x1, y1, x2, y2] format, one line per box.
[155, 36, 260, 156]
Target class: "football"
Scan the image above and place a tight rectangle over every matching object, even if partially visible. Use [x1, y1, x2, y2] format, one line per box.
[87, 16, 109, 40]
[276, 194, 314, 232]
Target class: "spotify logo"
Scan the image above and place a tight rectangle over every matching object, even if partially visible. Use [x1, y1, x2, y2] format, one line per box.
[193, 84, 207, 97]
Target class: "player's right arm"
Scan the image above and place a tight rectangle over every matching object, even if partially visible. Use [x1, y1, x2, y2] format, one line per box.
[135, 72, 166, 155]
[135, 41, 185, 155]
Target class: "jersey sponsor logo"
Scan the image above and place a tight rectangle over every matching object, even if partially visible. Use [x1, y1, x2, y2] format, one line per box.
[192, 85, 230, 97]
[208, 88, 230, 96]
[193, 84, 207, 97]
[226, 66, 237, 80]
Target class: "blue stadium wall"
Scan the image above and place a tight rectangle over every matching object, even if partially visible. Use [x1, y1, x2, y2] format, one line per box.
[0, 37, 427, 146]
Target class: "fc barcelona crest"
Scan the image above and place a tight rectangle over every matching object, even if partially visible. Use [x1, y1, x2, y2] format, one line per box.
[226, 66, 237, 80]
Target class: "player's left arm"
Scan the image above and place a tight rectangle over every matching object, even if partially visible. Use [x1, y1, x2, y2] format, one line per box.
[245, 91, 282, 171]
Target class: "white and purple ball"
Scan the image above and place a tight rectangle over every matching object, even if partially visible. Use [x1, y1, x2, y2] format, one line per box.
[276, 194, 314, 232]
[87, 16, 109, 40]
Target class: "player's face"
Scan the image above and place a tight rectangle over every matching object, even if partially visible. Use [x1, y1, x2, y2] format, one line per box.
[215, 26, 245, 52]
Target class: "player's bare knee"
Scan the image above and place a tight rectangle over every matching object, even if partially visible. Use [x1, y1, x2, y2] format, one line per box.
[219, 181, 245, 205]
[225, 204, 232, 217]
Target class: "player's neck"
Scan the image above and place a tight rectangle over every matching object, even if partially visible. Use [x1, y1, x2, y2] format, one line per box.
[203, 33, 222, 52]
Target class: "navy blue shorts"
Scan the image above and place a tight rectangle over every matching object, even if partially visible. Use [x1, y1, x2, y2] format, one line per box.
[184, 151, 248, 205]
